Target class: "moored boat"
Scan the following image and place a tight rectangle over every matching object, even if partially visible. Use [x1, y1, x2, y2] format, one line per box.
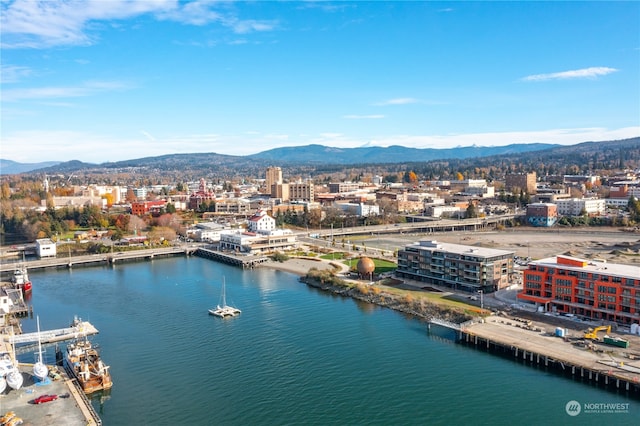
[208, 277, 241, 318]
[63, 338, 113, 394]
[12, 266, 32, 295]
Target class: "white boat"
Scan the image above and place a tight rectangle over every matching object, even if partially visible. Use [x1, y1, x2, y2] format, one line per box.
[208, 277, 241, 318]
[32, 316, 48, 381]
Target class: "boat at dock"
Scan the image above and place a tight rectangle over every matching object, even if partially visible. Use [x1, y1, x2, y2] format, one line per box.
[12, 265, 32, 296]
[60, 338, 112, 394]
[208, 277, 241, 318]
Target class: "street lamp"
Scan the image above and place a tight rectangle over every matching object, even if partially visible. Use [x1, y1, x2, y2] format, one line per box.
[478, 289, 484, 310]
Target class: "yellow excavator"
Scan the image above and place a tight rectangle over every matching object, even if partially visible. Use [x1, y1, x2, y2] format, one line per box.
[584, 325, 611, 340]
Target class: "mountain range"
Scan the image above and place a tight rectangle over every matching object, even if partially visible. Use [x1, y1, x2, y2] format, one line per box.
[2, 137, 640, 176]
[0, 142, 560, 175]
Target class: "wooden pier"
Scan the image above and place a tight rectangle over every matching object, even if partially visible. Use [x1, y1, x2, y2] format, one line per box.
[4, 320, 99, 345]
[454, 316, 640, 396]
[195, 248, 268, 268]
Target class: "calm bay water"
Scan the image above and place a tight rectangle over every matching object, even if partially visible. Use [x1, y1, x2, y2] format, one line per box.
[20, 257, 639, 425]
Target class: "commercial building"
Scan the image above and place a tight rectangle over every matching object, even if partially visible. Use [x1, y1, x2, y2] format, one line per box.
[517, 255, 640, 325]
[506, 172, 537, 194]
[266, 167, 283, 190]
[526, 203, 558, 227]
[131, 200, 166, 216]
[35, 238, 57, 258]
[329, 182, 360, 193]
[396, 240, 515, 293]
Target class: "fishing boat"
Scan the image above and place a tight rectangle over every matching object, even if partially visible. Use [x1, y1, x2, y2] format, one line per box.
[12, 265, 32, 295]
[208, 277, 241, 318]
[63, 338, 113, 394]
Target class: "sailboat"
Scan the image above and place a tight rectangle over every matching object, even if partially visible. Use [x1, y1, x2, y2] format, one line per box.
[33, 316, 49, 381]
[5, 332, 23, 390]
[208, 277, 241, 318]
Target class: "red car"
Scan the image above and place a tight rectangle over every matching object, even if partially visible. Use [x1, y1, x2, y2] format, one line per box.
[33, 394, 58, 404]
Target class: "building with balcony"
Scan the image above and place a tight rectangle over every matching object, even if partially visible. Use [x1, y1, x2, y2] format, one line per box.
[517, 255, 640, 325]
[396, 240, 515, 293]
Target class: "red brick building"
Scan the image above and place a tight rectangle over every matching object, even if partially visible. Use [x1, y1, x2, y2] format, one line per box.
[518, 255, 640, 325]
[131, 200, 167, 216]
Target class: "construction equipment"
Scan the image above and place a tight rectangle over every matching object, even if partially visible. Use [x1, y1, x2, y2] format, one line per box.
[584, 325, 611, 340]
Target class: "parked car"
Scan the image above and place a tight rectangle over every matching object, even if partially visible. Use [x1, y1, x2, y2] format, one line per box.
[32, 394, 58, 404]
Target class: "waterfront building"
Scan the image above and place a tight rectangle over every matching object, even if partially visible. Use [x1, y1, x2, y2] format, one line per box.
[219, 230, 296, 254]
[36, 238, 57, 258]
[517, 255, 640, 325]
[526, 203, 558, 227]
[247, 210, 276, 234]
[396, 240, 515, 293]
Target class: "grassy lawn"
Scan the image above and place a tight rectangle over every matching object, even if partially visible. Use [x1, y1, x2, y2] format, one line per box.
[319, 252, 349, 260]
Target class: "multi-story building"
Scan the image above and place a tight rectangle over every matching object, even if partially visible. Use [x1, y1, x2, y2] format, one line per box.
[396, 240, 515, 293]
[329, 182, 360, 193]
[289, 182, 314, 203]
[266, 167, 283, 193]
[131, 200, 166, 216]
[526, 203, 558, 227]
[506, 172, 537, 194]
[189, 178, 217, 210]
[517, 255, 640, 325]
[555, 197, 605, 216]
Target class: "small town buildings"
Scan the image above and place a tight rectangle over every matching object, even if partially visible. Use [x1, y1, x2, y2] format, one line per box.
[396, 240, 515, 293]
[35, 238, 57, 258]
[517, 255, 640, 325]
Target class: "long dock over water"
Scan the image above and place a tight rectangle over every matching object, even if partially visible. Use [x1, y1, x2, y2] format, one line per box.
[454, 315, 640, 395]
[195, 248, 268, 268]
[3, 320, 98, 345]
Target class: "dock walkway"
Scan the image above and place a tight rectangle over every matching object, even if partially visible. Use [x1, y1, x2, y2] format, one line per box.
[459, 315, 640, 394]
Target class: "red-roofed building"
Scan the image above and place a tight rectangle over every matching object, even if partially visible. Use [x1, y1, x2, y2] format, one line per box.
[247, 210, 276, 234]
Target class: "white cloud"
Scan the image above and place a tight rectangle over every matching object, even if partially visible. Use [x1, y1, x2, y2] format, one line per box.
[0, 64, 33, 83]
[374, 97, 420, 106]
[342, 114, 385, 119]
[0, 0, 277, 48]
[522, 67, 618, 82]
[2, 80, 130, 102]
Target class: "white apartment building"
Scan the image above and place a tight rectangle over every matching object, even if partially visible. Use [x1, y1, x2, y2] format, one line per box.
[555, 198, 606, 216]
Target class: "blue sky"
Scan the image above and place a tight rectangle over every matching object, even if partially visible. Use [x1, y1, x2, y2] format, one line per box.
[1, 1, 639, 164]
